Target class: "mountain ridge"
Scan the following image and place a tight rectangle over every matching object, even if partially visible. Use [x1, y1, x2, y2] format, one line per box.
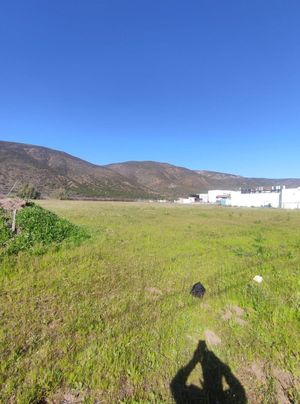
[1, 140, 300, 199]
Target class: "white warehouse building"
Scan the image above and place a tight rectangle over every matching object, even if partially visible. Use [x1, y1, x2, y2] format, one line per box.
[206, 187, 300, 209]
[281, 187, 300, 209]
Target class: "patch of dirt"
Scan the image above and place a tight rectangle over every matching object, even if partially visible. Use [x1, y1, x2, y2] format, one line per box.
[272, 367, 294, 390]
[238, 362, 299, 404]
[272, 367, 295, 404]
[235, 317, 247, 326]
[238, 360, 267, 385]
[222, 309, 233, 321]
[145, 287, 163, 300]
[274, 384, 291, 404]
[221, 304, 247, 325]
[231, 305, 245, 317]
[204, 330, 221, 346]
[236, 361, 268, 403]
[47, 389, 85, 403]
[249, 361, 268, 385]
[118, 375, 135, 400]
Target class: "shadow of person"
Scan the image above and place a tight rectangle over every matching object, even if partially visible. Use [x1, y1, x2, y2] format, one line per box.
[170, 340, 247, 403]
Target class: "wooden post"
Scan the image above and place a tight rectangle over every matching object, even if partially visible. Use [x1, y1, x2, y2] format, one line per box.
[12, 209, 17, 233]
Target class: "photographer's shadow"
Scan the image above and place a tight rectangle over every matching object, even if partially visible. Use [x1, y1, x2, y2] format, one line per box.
[170, 340, 247, 403]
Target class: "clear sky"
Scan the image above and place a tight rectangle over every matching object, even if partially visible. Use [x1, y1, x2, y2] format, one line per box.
[1, 0, 300, 178]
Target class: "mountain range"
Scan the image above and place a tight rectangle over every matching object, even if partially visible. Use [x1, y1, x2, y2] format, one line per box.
[1, 141, 300, 199]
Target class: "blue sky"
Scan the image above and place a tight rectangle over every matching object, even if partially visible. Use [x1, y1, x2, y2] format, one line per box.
[1, 0, 300, 177]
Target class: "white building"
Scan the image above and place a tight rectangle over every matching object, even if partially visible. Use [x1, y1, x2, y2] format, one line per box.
[175, 194, 209, 204]
[207, 190, 235, 204]
[281, 187, 300, 209]
[175, 187, 300, 209]
[198, 193, 209, 203]
[229, 191, 280, 208]
[175, 196, 198, 204]
[207, 187, 300, 209]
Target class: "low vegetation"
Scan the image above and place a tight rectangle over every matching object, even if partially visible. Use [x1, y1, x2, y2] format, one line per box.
[51, 188, 70, 200]
[17, 183, 40, 200]
[0, 204, 88, 256]
[0, 201, 299, 402]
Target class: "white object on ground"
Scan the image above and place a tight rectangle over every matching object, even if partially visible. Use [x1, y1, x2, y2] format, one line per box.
[253, 275, 263, 283]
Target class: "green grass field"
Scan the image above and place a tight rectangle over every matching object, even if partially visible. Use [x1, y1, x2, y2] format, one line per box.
[1, 201, 299, 403]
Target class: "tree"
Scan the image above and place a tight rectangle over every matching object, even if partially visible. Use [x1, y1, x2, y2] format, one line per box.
[17, 184, 40, 200]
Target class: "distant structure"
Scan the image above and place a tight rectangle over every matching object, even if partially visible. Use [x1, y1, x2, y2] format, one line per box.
[175, 186, 300, 209]
[175, 194, 209, 204]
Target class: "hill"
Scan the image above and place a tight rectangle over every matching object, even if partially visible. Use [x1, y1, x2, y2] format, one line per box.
[107, 162, 300, 196]
[1, 141, 300, 199]
[0, 141, 159, 199]
[195, 170, 300, 190]
[106, 161, 216, 198]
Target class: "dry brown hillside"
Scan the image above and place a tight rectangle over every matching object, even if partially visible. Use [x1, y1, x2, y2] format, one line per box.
[1, 141, 300, 198]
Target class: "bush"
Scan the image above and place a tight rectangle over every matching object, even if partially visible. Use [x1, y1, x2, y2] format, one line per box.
[0, 209, 11, 247]
[1, 204, 88, 255]
[17, 184, 40, 200]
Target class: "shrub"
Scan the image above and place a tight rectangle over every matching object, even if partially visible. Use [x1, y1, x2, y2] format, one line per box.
[0, 209, 11, 247]
[1, 204, 88, 255]
[17, 184, 40, 200]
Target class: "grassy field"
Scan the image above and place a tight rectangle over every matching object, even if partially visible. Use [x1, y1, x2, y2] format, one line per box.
[0, 201, 299, 403]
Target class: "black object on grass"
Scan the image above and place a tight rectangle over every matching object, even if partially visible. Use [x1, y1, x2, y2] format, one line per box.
[191, 282, 206, 298]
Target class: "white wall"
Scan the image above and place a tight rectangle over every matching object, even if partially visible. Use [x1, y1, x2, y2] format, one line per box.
[208, 190, 281, 208]
[198, 193, 208, 203]
[178, 188, 300, 209]
[281, 188, 300, 209]
[230, 192, 280, 208]
[175, 197, 195, 204]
